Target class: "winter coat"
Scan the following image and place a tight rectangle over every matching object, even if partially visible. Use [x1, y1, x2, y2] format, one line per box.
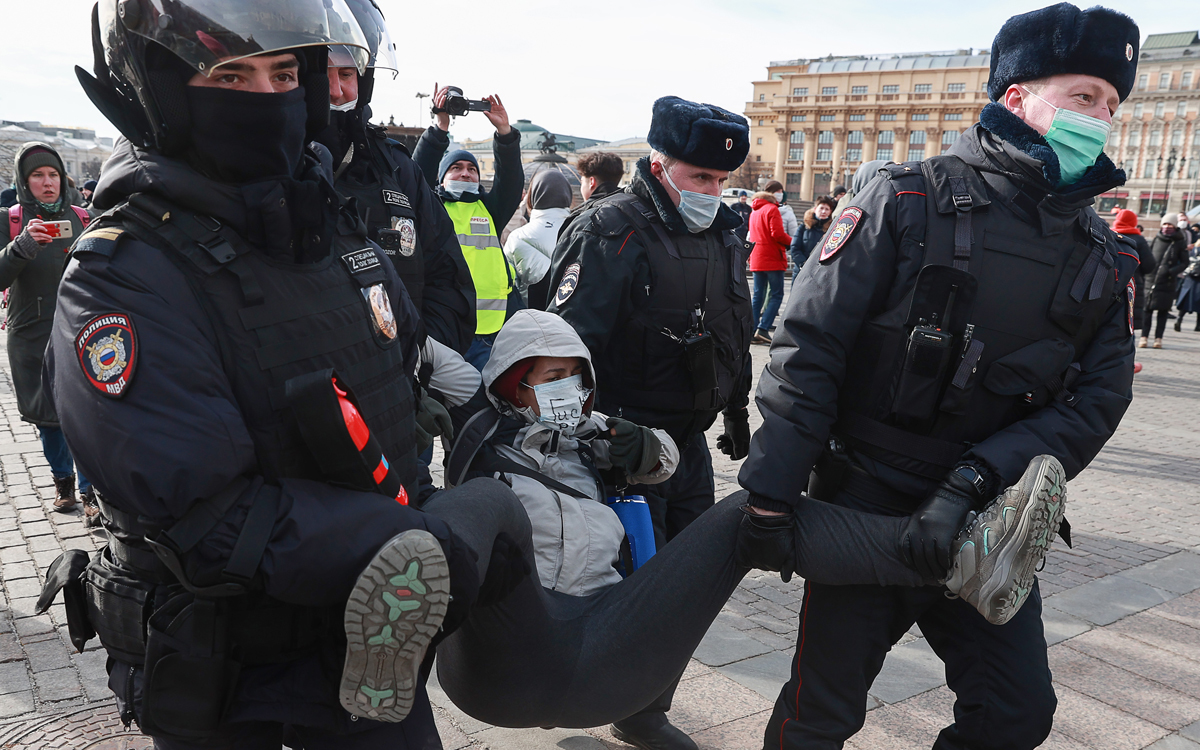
[1145, 230, 1189, 311]
[778, 202, 799, 237]
[0, 142, 88, 427]
[1177, 249, 1200, 314]
[748, 193, 791, 271]
[479, 310, 678, 595]
[504, 207, 570, 295]
[412, 126, 525, 230]
[789, 208, 831, 268]
[1113, 231, 1154, 329]
[730, 200, 752, 242]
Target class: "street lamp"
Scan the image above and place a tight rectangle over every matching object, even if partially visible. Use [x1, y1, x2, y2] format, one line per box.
[415, 92, 430, 128]
[1163, 148, 1179, 214]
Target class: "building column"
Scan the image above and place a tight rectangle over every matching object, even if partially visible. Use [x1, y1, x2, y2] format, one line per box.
[800, 127, 816, 201]
[863, 127, 878, 161]
[831, 128, 846, 189]
[773, 128, 788, 184]
[894, 127, 909, 163]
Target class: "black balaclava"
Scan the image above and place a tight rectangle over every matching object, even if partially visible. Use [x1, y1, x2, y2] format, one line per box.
[185, 86, 309, 185]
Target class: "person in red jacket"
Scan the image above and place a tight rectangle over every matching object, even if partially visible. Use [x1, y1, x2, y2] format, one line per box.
[747, 181, 791, 343]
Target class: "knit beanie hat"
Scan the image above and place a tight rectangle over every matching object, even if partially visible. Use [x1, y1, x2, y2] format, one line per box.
[1112, 209, 1139, 235]
[437, 149, 479, 184]
[20, 148, 60, 180]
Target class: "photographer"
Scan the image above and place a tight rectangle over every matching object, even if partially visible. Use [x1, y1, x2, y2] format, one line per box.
[413, 86, 525, 369]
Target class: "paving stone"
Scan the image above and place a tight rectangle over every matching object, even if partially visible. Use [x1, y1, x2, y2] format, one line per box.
[71, 648, 111, 703]
[1184, 719, 1200, 743]
[2, 577, 41, 601]
[0, 661, 30, 696]
[0, 633, 23, 663]
[32, 666, 82, 702]
[431, 706, 474, 750]
[1051, 684, 1169, 750]
[667, 671, 772, 735]
[0, 690, 33, 719]
[1042, 605, 1093, 646]
[869, 638, 946, 705]
[1111, 612, 1200, 664]
[27, 535, 62, 553]
[1046, 574, 1176, 626]
[717, 650, 791, 700]
[13, 614, 54, 638]
[693, 618, 771, 667]
[474, 726, 605, 749]
[23, 637, 71, 673]
[1, 561, 37, 581]
[844, 701, 940, 750]
[689, 708, 773, 750]
[1118, 552, 1200, 596]
[1048, 643, 1200, 729]
[1146, 735, 1200, 750]
[1155, 592, 1200, 630]
[0, 547, 31, 565]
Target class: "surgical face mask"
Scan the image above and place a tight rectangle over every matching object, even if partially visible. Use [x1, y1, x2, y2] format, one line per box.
[1022, 87, 1112, 187]
[773, 192, 785, 202]
[444, 179, 479, 198]
[330, 98, 358, 112]
[522, 374, 591, 435]
[659, 163, 722, 233]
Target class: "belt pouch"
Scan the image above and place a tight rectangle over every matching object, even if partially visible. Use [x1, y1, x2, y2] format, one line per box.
[83, 546, 155, 665]
[140, 594, 240, 741]
[684, 331, 719, 405]
[891, 325, 954, 427]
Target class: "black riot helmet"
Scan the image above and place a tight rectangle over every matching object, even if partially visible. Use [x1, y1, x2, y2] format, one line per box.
[77, 0, 371, 154]
[328, 0, 397, 108]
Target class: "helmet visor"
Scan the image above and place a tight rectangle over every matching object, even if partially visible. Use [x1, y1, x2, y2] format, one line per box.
[331, 0, 397, 76]
[104, 0, 370, 76]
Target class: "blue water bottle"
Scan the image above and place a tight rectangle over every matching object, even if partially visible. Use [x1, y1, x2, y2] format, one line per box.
[604, 495, 657, 574]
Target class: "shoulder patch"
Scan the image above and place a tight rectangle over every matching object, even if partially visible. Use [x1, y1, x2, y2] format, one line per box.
[75, 313, 138, 398]
[382, 190, 411, 209]
[555, 263, 582, 307]
[820, 207, 864, 262]
[72, 227, 126, 258]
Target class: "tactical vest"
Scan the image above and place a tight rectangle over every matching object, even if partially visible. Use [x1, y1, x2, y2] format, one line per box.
[444, 199, 512, 335]
[834, 156, 1136, 481]
[588, 192, 753, 440]
[333, 133, 426, 312]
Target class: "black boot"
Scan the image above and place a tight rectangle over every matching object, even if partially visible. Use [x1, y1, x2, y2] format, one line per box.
[52, 476, 77, 513]
[734, 506, 796, 582]
[1175, 317, 1183, 332]
[611, 712, 698, 750]
[80, 487, 101, 528]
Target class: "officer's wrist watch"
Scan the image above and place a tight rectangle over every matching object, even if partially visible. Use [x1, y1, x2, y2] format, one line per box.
[952, 463, 988, 501]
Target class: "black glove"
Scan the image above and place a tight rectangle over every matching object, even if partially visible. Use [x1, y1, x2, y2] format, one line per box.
[899, 471, 981, 581]
[716, 408, 751, 460]
[476, 532, 532, 608]
[735, 503, 796, 583]
[605, 417, 662, 477]
[414, 388, 453, 456]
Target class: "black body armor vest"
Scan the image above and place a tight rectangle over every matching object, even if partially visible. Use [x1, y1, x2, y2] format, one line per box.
[835, 156, 1136, 481]
[590, 193, 752, 440]
[334, 130, 426, 311]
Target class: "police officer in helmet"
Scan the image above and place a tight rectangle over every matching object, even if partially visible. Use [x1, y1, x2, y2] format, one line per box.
[46, 0, 488, 746]
[316, 0, 476, 354]
[736, 4, 1142, 747]
[547, 96, 754, 750]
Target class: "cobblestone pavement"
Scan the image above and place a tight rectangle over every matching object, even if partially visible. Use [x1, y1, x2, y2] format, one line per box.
[0, 322, 1198, 748]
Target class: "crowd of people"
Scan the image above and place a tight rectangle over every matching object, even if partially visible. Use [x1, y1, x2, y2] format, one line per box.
[0, 1, 1169, 749]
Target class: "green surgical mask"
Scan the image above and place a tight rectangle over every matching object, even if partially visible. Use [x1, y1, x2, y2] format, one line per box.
[1023, 87, 1111, 188]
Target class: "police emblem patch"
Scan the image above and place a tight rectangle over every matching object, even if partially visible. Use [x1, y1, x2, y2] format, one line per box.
[75, 313, 137, 398]
[555, 263, 581, 307]
[1125, 43, 1133, 61]
[725, 138, 733, 151]
[363, 284, 398, 340]
[820, 207, 863, 262]
[392, 217, 417, 257]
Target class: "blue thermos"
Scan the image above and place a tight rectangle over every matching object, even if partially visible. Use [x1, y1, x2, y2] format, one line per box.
[604, 495, 657, 573]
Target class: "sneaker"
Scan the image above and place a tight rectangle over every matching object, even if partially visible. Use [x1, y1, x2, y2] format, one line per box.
[944, 455, 1066, 625]
[752, 329, 772, 345]
[340, 529, 451, 723]
[1138, 336, 1148, 348]
[80, 488, 101, 528]
[1153, 338, 1163, 349]
[52, 476, 77, 513]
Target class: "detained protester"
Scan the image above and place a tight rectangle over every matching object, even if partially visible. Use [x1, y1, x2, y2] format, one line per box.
[504, 170, 573, 306]
[739, 4, 1143, 748]
[0, 143, 97, 521]
[413, 86, 525, 370]
[315, 0, 475, 355]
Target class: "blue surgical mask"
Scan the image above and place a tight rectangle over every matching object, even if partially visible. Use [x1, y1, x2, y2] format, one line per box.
[522, 374, 591, 435]
[659, 164, 722, 233]
[444, 179, 479, 198]
[1022, 87, 1112, 188]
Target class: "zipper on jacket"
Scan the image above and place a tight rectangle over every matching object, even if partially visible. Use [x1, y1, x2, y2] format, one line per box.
[36, 296, 42, 319]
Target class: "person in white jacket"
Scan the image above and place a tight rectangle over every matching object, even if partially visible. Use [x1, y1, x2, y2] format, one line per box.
[503, 170, 574, 304]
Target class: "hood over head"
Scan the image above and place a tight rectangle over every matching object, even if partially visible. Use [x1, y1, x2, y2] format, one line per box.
[1112, 209, 1139, 234]
[527, 170, 573, 211]
[13, 142, 67, 206]
[482, 310, 597, 418]
[751, 191, 779, 209]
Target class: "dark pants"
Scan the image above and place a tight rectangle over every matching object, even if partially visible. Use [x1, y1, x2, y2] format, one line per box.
[38, 426, 91, 493]
[752, 271, 785, 332]
[1142, 309, 1170, 339]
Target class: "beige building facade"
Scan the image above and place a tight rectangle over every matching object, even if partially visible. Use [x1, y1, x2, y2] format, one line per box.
[1103, 31, 1200, 218]
[745, 50, 991, 202]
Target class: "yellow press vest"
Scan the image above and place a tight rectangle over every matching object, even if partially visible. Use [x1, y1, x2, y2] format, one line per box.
[444, 199, 513, 335]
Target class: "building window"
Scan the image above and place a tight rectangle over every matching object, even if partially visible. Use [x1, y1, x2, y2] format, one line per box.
[757, 137, 763, 145]
[820, 114, 836, 121]
[1195, 130, 1200, 145]
[1184, 72, 1194, 88]
[851, 86, 868, 95]
[849, 114, 865, 121]
[882, 85, 899, 94]
[756, 155, 761, 161]
[1177, 101, 1188, 117]
[1172, 130, 1183, 147]
[914, 84, 932, 93]
[1128, 130, 1140, 146]
[878, 130, 895, 144]
[793, 87, 809, 96]
[790, 131, 804, 144]
[818, 130, 834, 144]
[1150, 130, 1162, 147]
[822, 86, 838, 95]
[848, 130, 864, 144]
[759, 94, 765, 101]
[1134, 103, 1144, 117]
[1138, 73, 1148, 91]
[847, 148, 863, 161]
[911, 113, 929, 121]
[1155, 101, 1165, 118]
[942, 131, 958, 145]
[944, 113, 963, 120]
[909, 130, 926, 144]
[789, 148, 804, 161]
[758, 119, 764, 126]
[876, 147, 893, 161]
[1160, 72, 1172, 89]
[880, 113, 896, 121]
[1190, 160, 1200, 178]
[907, 148, 925, 161]
[791, 115, 806, 122]
[947, 83, 966, 92]
[1143, 161, 1155, 179]
[817, 148, 833, 161]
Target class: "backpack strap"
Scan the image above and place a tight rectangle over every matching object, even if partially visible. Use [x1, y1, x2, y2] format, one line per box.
[608, 193, 679, 260]
[7, 205, 20, 241]
[71, 206, 91, 228]
[919, 155, 991, 272]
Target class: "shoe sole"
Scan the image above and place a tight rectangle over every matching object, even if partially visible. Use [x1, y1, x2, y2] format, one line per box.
[976, 456, 1066, 625]
[339, 529, 450, 723]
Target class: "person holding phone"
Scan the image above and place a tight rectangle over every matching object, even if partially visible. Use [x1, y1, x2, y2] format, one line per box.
[0, 143, 96, 521]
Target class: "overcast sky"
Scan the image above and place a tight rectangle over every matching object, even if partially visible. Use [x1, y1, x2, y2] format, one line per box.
[0, 0, 1193, 144]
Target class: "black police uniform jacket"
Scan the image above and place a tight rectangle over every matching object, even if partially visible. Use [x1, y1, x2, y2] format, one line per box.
[327, 110, 476, 353]
[44, 140, 450, 737]
[740, 105, 1140, 510]
[547, 158, 753, 445]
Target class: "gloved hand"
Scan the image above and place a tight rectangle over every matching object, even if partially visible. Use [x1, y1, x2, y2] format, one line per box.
[414, 388, 453, 455]
[605, 417, 662, 477]
[899, 471, 980, 581]
[716, 408, 751, 460]
[735, 502, 796, 582]
[476, 532, 532, 608]
[11, 226, 46, 260]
